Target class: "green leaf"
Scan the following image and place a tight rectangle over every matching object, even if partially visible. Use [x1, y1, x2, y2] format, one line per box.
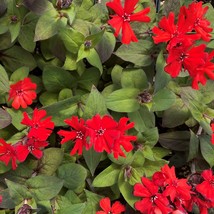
[121, 68, 148, 90]
[86, 48, 103, 74]
[199, 80, 214, 104]
[0, 64, 10, 95]
[78, 67, 100, 91]
[0, 189, 15, 209]
[111, 65, 123, 86]
[162, 98, 190, 128]
[57, 163, 87, 190]
[151, 88, 176, 111]
[180, 87, 205, 121]
[57, 203, 86, 214]
[0, 108, 12, 129]
[42, 96, 80, 126]
[118, 170, 137, 208]
[200, 135, 214, 167]
[34, 8, 66, 41]
[1, 45, 36, 72]
[95, 31, 116, 63]
[154, 50, 170, 92]
[26, 175, 63, 201]
[10, 66, 29, 82]
[82, 190, 102, 214]
[5, 179, 32, 205]
[159, 131, 190, 151]
[142, 145, 155, 161]
[128, 106, 155, 132]
[106, 88, 140, 112]
[187, 130, 199, 161]
[59, 28, 85, 54]
[39, 148, 64, 176]
[83, 148, 102, 176]
[6, 108, 26, 131]
[92, 164, 121, 187]
[39, 91, 58, 106]
[43, 65, 76, 92]
[83, 85, 108, 119]
[114, 40, 153, 67]
[85, 30, 105, 49]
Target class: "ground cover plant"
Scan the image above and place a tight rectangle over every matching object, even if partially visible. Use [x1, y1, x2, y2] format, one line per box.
[0, 0, 214, 213]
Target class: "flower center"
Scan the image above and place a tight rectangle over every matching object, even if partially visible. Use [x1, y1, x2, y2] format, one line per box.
[16, 89, 24, 96]
[179, 52, 188, 61]
[194, 18, 201, 26]
[150, 195, 158, 203]
[28, 145, 35, 152]
[96, 128, 106, 136]
[122, 13, 130, 22]
[76, 131, 84, 139]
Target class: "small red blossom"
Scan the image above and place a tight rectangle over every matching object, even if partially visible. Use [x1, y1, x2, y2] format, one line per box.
[106, 0, 150, 44]
[0, 195, 2, 204]
[196, 169, 214, 201]
[134, 177, 172, 213]
[184, 2, 213, 42]
[8, 77, 37, 110]
[165, 44, 206, 78]
[0, 139, 19, 170]
[96, 197, 125, 214]
[15, 137, 49, 162]
[111, 117, 136, 159]
[58, 116, 89, 155]
[21, 108, 54, 141]
[86, 114, 120, 153]
[188, 50, 214, 89]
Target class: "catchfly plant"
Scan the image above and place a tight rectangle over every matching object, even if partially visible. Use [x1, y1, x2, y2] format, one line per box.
[0, 0, 214, 213]
[106, 0, 150, 44]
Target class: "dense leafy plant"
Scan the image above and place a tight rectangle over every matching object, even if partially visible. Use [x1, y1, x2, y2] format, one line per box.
[0, 0, 214, 213]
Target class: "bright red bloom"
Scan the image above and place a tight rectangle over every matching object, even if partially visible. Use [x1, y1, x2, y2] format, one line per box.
[106, 0, 150, 44]
[0, 139, 19, 170]
[58, 116, 89, 155]
[188, 50, 214, 89]
[160, 165, 191, 202]
[196, 169, 214, 201]
[96, 197, 125, 214]
[152, 11, 199, 49]
[0, 195, 2, 204]
[164, 44, 206, 78]
[134, 177, 172, 213]
[111, 117, 136, 159]
[8, 77, 37, 109]
[21, 108, 54, 141]
[15, 137, 49, 161]
[184, 2, 213, 42]
[86, 114, 120, 153]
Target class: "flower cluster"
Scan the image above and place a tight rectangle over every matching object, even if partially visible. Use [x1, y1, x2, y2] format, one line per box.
[152, 2, 214, 89]
[106, 0, 150, 44]
[0, 109, 54, 170]
[133, 164, 214, 214]
[96, 197, 125, 214]
[58, 114, 136, 158]
[8, 77, 37, 109]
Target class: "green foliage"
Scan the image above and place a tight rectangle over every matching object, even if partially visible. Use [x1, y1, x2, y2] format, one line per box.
[0, 0, 214, 213]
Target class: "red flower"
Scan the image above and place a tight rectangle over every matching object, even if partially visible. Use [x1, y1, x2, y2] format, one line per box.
[96, 197, 125, 214]
[0, 195, 2, 204]
[15, 137, 49, 162]
[133, 177, 172, 213]
[21, 108, 54, 141]
[58, 116, 90, 155]
[8, 77, 37, 109]
[86, 114, 120, 153]
[196, 169, 214, 201]
[0, 139, 19, 170]
[160, 165, 191, 202]
[184, 2, 213, 42]
[188, 50, 214, 89]
[111, 117, 136, 159]
[164, 44, 206, 78]
[106, 0, 150, 44]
